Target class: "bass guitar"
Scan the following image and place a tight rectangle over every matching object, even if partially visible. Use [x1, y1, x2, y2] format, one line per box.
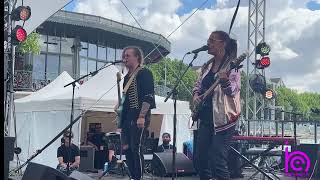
[191, 52, 247, 121]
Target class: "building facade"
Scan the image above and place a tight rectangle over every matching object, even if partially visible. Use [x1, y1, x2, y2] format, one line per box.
[14, 10, 171, 93]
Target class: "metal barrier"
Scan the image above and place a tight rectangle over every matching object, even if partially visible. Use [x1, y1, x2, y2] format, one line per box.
[244, 119, 319, 144]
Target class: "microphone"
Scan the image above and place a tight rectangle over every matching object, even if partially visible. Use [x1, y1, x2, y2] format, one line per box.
[14, 147, 22, 154]
[186, 45, 208, 54]
[106, 60, 124, 64]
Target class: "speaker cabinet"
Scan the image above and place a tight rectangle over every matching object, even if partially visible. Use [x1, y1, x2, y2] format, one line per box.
[285, 144, 319, 178]
[151, 152, 196, 177]
[4, 137, 15, 180]
[79, 146, 95, 172]
[22, 162, 68, 180]
[297, 144, 319, 178]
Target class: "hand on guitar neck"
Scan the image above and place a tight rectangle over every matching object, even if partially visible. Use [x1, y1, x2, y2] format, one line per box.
[192, 94, 204, 108]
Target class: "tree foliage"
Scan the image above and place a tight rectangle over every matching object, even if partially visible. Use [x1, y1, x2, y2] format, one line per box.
[276, 87, 320, 120]
[146, 58, 198, 101]
[18, 32, 41, 55]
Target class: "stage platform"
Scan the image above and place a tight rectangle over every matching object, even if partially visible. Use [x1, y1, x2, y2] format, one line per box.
[10, 168, 318, 180]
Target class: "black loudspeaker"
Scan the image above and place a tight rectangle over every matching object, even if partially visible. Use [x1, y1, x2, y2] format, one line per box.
[297, 144, 319, 178]
[69, 171, 95, 180]
[4, 137, 15, 180]
[79, 146, 95, 172]
[151, 152, 196, 177]
[22, 162, 68, 180]
[285, 144, 320, 178]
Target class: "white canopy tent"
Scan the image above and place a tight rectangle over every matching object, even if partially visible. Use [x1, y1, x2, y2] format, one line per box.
[13, 65, 192, 168]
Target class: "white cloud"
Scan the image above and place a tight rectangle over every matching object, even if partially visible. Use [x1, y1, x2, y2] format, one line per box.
[73, 0, 320, 92]
[282, 69, 320, 93]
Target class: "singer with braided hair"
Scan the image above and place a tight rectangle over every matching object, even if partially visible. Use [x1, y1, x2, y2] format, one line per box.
[192, 31, 241, 180]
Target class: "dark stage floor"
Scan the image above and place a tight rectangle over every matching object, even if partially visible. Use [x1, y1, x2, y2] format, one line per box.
[78, 168, 317, 180]
[11, 169, 317, 180]
[10, 167, 318, 180]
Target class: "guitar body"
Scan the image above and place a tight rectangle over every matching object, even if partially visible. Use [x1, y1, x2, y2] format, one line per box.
[191, 53, 247, 122]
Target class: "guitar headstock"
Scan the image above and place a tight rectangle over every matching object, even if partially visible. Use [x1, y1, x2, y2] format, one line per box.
[230, 51, 248, 70]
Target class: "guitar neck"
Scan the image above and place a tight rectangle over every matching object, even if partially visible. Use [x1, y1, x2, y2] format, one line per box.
[202, 58, 232, 100]
[117, 80, 121, 103]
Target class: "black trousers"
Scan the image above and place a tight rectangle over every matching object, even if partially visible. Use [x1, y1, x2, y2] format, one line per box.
[195, 108, 235, 180]
[122, 122, 147, 180]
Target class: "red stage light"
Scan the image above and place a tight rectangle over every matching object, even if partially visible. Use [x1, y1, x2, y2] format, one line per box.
[260, 57, 270, 67]
[11, 25, 27, 45]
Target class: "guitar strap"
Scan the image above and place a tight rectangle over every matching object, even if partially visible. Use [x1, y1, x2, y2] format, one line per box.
[123, 66, 142, 94]
[203, 55, 229, 96]
[116, 66, 141, 128]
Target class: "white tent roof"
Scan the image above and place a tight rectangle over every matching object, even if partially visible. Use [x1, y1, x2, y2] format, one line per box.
[15, 65, 191, 115]
[15, 71, 76, 103]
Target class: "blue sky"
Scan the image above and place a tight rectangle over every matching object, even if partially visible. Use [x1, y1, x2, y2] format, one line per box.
[307, 0, 320, 10]
[176, 0, 213, 15]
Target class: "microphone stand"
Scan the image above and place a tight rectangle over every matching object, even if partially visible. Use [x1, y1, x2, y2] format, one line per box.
[164, 53, 199, 180]
[63, 62, 120, 175]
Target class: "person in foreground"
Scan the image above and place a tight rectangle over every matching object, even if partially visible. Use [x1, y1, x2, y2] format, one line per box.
[192, 30, 241, 180]
[57, 130, 80, 175]
[117, 46, 156, 180]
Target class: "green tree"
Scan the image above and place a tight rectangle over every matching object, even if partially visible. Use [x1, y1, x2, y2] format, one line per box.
[276, 87, 320, 120]
[146, 58, 198, 101]
[18, 32, 41, 55]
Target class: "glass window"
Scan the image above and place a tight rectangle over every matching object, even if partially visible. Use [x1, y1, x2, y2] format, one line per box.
[88, 59, 96, 73]
[47, 36, 60, 53]
[88, 43, 97, 58]
[80, 58, 88, 76]
[98, 46, 106, 60]
[39, 34, 47, 52]
[116, 49, 123, 61]
[32, 54, 46, 80]
[97, 61, 106, 69]
[107, 47, 115, 61]
[61, 37, 74, 55]
[46, 54, 59, 80]
[80, 42, 88, 57]
[60, 55, 73, 77]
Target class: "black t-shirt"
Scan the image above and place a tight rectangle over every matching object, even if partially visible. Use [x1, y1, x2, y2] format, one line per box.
[87, 132, 104, 148]
[200, 70, 216, 108]
[57, 144, 80, 163]
[156, 144, 174, 152]
[121, 67, 156, 126]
